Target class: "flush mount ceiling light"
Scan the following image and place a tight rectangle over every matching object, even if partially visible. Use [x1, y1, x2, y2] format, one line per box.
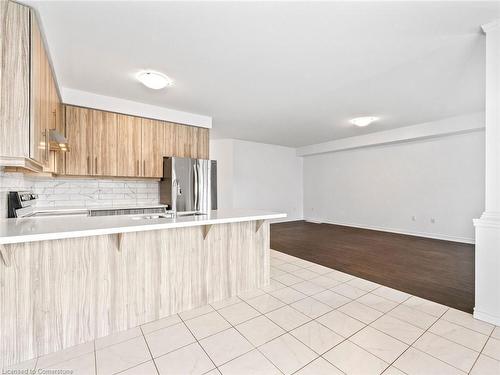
[349, 116, 379, 127]
[136, 71, 173, 90]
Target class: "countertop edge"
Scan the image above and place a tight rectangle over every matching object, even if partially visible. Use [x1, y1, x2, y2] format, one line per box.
[0, 212, 287, 245]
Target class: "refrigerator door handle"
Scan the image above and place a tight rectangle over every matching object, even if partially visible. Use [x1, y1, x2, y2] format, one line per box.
[197, 162, 201, 211]
[193, 162, 199, 212]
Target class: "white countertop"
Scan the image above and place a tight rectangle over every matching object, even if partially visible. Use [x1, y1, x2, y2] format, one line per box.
[0, 209, 286, 245]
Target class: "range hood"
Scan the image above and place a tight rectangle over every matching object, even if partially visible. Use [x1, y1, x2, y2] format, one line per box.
[48, 129, 69, 152]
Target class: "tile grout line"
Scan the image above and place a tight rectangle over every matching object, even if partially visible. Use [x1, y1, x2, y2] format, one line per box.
[209, 303, 286, 373]
[388, 306, 463, 374]
[468, 326, 495, 373]
[316, 286, 414, 374]
[139, 326, 161, 375]
[33, 343, 96, 371]
[178, 309, 222, 373]
[228, 271, 365, 373]
[439, 314, 496, 338]
[195, 271, 346, 373]
[113, 360, 156, 375]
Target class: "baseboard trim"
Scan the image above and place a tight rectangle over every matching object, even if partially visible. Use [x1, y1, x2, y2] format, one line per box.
[303, 217, 475, 244]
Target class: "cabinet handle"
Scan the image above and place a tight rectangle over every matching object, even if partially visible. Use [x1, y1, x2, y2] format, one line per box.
[87, 156, 90, 174]
[95, 157, 98, 175]
[143, 160, 146, 176]
[136, 160, 139, 176]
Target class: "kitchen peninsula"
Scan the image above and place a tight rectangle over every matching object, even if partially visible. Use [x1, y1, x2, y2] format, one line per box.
[0, 209, 285, 367]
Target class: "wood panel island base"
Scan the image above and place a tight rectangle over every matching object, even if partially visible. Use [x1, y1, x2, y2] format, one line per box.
[0, 209, 285, 367]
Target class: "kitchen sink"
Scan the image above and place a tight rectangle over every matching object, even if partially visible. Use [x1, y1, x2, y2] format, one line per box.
[131, 214, 173, 220]
[175, 212, 207, 217]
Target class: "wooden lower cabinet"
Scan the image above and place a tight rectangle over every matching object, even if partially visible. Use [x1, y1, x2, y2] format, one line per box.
[117, 114, 142, 177]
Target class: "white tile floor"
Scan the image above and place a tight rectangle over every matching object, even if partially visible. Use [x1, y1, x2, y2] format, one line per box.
[4, 249, 500, 375]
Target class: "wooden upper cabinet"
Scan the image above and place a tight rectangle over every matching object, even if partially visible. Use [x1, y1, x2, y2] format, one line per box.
[30, 10, 60, 170]
[141, 119, 164, 178]
[49, 69, 64, 174]
[117, 114, 142, 177]
[174, 124, 193, 158]
[30, 13, 47, 165]
[0, 2, 65, 173]
[172, 124, 209, 159]
[163, 122, 175, 158]
[197, 128, 209, 159]
[92, 110, 117, 176]
[65, 106, 92, 175]
[0, 0, 30, 159]
[173, 124, 209, 160]
[62, 106, 209, 178]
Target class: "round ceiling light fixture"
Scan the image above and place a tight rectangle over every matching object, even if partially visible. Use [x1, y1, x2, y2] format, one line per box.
[349, 116, 379, 127]
[136, 70, 173, 90]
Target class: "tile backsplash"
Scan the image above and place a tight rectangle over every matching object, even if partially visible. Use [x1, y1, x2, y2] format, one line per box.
[0, 168, 160, 218]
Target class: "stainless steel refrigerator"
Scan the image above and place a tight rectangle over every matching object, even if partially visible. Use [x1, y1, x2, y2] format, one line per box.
[160, 157, 217, 214]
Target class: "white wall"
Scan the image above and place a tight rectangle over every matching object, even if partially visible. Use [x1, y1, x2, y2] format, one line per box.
[303, 131, 485, 243]
[210, 139, 303, 222]
[209, 139, 234, 210]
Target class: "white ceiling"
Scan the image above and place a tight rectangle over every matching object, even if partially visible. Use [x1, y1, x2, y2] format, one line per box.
[27, 1, 499, 147]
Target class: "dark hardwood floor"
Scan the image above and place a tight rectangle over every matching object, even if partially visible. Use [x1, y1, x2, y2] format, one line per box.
[270, 221, 475, 313]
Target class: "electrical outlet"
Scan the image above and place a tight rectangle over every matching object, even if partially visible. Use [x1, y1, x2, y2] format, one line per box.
[430, 218, 435, 223]
[412, 216, 416, 221]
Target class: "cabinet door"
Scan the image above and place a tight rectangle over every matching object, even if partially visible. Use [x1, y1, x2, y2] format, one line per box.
[173, 124, 209, 159]
[162, 121, 175, 159]
[92, 110, 117, 176]
[49, 71, 64, 174]
[174, 124, 195, 158]
[141, 119, 165, 178]
[117, 114, 142, 177]
[0, 1, 30, 158]
[30, 13, 50, 166]
[197, 128, 209, 159]
[65, 106, 92, 175]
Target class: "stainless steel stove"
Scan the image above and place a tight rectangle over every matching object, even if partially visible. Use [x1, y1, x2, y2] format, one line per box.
[7, 191, 87, 218]
[7, 191, 171, 219]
